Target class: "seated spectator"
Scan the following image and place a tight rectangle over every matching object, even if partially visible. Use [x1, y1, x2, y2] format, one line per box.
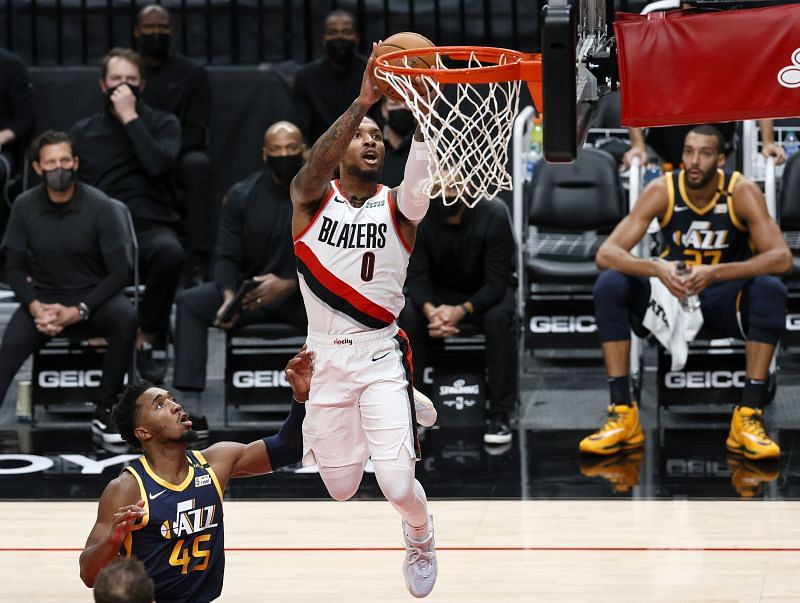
[623, 119, 786, 168]
[583, 126, 790, 461]
[134, 4, 214, 284]
[172, 121, 308, 419]
[94, 558, 154, 603]
[293, 9, 381, 145]
[399, 189, 517, 448]
[0, 131, 136, 443]
[0, 48, 35, 275]
[380, 97, 415, 187]
[70, 48, 184, 384]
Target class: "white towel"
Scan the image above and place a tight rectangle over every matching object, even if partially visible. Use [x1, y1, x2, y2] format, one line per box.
[642, 277, 704, 370]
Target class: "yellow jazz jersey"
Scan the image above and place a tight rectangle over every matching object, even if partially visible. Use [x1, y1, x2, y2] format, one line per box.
[658, 169, 754, 265]
[122, 450, 224, 603]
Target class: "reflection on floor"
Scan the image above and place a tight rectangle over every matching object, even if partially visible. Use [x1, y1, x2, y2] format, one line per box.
[1, 424, 795, 501]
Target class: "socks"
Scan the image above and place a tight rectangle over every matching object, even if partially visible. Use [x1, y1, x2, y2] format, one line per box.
[740, 378, 767, 408]
[608, 375, 631, 407]
[405, 517, 430, 541]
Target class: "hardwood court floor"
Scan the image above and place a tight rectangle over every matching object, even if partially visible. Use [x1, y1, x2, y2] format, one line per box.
[2, 499, 800, 602]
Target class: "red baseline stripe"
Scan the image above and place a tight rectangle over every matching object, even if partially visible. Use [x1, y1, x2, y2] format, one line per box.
[295, 241, 395, 324]
[4, 546, 800, 553]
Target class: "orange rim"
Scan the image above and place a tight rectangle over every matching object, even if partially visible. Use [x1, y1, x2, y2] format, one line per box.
[374, 45, 541, 84]
[374, 45, 543, 111]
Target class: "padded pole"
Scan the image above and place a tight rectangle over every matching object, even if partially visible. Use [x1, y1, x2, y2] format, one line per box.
[765, 156, 776, 220]
[541, 0, 577, 162]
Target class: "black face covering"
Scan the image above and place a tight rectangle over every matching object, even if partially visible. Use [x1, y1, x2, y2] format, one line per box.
[268, 154, 304, 184]
[105, 84, 142, 110]
[387, 109, 416, 137]
[138, 33, 171, 60]
[325, 39, 356, 64]
[43, 167, 76, 193]
[433, 197, 464, 220]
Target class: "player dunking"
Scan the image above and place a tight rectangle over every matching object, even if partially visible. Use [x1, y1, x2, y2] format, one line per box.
[290, 43, 438, 598]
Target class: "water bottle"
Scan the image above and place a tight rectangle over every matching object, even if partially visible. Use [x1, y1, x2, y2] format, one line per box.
[784, 130, 799, 158]
[525, 117, 543, 181]
[676, 261, 701, 312]
[643, 161, 663, 186]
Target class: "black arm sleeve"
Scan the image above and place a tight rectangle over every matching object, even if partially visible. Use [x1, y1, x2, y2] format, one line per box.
[124, 113, 181, 178]
[262, 400, 306, 470]
[5, 247, 34, 306]
[3, 58, 35, 140]
[213, 190, 245, 292]
[468, 213, 515, 314]
[180, 68, 210, 153]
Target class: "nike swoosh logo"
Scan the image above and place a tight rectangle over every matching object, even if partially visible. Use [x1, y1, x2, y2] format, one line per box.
[149, 489, 167, 500]
[590, 428, 625, 440]
[371, 351, 390, 362]
[674, 206, 689, 212]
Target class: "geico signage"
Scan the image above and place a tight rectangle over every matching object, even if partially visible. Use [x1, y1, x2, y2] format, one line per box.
[529, 315, 596, 334]
[666, 459, 730, 478]
[787, 314, 800, 331]
[664, 370, 746, 389]
[232, 370, 289, 388]
[39, 369, 102, 388]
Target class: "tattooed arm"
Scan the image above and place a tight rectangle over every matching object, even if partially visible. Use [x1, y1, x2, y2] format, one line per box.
[290, 43, 383, 238]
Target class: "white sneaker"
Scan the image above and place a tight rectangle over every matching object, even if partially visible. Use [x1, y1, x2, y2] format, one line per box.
[413, 389, 437, 428]
[402, 515, 438, 598]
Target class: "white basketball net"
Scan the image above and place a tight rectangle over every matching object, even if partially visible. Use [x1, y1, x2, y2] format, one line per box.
[375, 50, 523, 208]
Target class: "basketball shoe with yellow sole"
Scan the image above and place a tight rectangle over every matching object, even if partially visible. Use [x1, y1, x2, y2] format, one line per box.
[726, 454, 780, 498]
[726, 405, 780, 461]
[579, 403, 644, 455]
[579, 450, 643, 493]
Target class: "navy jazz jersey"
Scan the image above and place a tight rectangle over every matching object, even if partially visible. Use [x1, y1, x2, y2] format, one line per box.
[122, 450, 224, 603]
[658, 169, 753, 266]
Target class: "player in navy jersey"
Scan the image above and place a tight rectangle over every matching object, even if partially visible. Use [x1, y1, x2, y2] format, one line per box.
[581, 125, 791, 461]
[290, 43, 438, 598]
[79, 346, 313, 602]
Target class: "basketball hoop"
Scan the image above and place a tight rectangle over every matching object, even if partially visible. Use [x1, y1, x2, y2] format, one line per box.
[374, 46, 542, 208]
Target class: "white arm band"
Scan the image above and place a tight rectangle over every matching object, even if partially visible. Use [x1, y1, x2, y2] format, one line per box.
[396, 139, 431, 224]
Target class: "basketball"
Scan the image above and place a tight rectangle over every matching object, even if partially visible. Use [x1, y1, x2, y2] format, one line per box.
[373, 32, 436, 102]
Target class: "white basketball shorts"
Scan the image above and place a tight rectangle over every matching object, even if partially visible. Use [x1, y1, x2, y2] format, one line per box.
[302, 323, 421, 468]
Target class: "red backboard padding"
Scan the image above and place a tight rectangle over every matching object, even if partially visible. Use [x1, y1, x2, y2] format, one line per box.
[614, 5, 800, 127]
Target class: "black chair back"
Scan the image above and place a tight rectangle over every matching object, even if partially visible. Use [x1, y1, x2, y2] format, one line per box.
[527, 147, 625, 232]
[779, 152, 800, 229]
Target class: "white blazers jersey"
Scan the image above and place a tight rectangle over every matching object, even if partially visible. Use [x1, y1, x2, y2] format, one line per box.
[294, 180, 412, 334]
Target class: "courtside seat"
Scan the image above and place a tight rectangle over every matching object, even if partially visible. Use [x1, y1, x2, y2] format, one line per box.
[656, 332, 750, 411]
[779, 152, 800, 272]
[777, 152, 800, 348]
[224, 322, 306, 425]
[523, 147, 626, 351]
[420, 324, 488, 428]
[30, 199, 138, 423]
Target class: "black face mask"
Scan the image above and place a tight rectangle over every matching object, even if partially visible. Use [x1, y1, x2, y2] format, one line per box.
[267, 153, 304, 184]
[433, 198, 463, 220]
[387, 109, 416, 137]
[105, 84, 142, 110]
[138, 33, 171, 60]
[325, 39, 356, 64]
[43, 167, 76, 192]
